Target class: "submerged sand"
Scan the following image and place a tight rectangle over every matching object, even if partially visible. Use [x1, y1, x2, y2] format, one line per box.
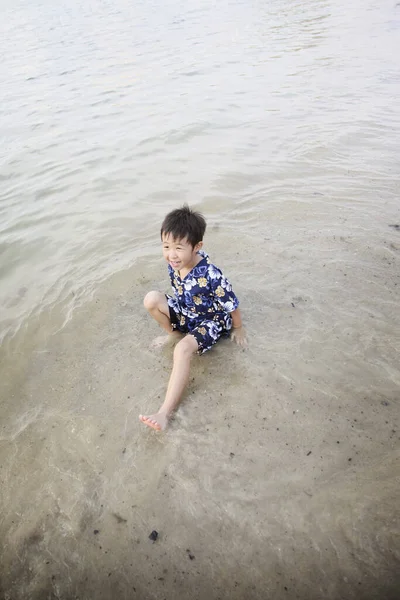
[1, 210, 399, 600]
[1, 0, 400, 596]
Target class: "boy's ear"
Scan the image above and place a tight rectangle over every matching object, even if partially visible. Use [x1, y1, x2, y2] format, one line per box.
[195, 241, 203, 252]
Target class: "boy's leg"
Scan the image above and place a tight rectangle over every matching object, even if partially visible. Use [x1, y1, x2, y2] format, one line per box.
[143, 291, 173, 334]
[139, 334, 198, 431]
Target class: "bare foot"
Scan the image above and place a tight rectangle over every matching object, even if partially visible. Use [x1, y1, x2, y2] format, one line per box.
[151, 331, 182, 350]
[139, 412, 169, 431]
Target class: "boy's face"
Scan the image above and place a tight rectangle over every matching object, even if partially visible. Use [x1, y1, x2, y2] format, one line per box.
[162, 233, 202, 271]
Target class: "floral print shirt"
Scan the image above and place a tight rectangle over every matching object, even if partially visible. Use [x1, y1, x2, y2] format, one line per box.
[167, 250, 239, 331]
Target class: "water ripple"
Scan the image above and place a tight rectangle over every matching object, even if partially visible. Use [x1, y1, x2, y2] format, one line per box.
[0, 0, 399, 343]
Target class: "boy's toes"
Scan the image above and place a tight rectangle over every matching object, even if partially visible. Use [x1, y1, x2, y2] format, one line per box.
[139, 414, 163, 431]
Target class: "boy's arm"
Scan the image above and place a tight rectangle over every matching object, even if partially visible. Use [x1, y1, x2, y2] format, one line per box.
[231, 308, 243, 329]
[230, 308, 247, 346]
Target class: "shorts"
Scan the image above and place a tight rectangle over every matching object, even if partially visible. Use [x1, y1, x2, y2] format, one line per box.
[167, 296, 230, 355]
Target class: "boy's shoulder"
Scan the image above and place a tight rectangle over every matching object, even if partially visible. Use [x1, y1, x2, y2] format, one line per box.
[198, 250, 217, 266]
[197, 251, 224, 278]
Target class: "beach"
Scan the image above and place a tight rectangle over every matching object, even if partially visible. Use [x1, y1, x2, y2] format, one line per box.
[1, 0, 400, 598]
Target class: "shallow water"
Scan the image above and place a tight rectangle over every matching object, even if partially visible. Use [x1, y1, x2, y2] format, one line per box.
[1, 0, 400, 598]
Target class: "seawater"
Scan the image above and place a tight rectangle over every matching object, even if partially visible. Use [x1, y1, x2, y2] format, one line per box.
[1, 0, 399, 346]
[0, 1, 399, 599]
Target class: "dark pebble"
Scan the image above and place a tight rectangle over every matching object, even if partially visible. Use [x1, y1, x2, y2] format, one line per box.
[189, 554, 195, 560]
[291, 302, 295, 308]
[230, 452, 235, 458]
[149, 530, 158, 542]
[307, 451, 312, 456]
[381, 400, 390, 406]
[93, 529, 100, 535]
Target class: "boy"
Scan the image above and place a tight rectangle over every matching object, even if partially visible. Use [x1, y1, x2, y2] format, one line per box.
[139, 205, 246, 431]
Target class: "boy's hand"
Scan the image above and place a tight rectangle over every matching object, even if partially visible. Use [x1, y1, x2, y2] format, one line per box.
[231, 326, 248, 347]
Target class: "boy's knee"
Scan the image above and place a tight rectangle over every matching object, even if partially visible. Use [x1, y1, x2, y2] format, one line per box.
[174, 336, 198, 359]
[144, 291, 161, 311]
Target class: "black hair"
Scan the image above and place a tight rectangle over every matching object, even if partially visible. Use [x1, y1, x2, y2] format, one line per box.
[160, 205, 206, 248]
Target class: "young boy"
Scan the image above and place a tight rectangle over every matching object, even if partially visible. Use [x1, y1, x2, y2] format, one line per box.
[139, 205, 246, 431]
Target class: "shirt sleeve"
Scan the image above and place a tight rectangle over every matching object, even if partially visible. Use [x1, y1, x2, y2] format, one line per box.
[208, 264, 239, 313]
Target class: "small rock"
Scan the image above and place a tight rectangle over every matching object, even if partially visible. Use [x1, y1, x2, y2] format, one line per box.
[307, 451, 312, 456]
[149, 530, 158, 542]
[93, 529, 100, 535]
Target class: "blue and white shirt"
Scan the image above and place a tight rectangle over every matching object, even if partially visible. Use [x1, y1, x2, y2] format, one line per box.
[167, 250, 239, 331]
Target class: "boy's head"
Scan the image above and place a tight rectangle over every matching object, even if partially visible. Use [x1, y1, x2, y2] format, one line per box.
[160, 205, 206, 248]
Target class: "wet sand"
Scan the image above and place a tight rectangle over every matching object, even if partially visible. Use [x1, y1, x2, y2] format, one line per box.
[1, 210, 399, 600]
[1, 0, 400, 596]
